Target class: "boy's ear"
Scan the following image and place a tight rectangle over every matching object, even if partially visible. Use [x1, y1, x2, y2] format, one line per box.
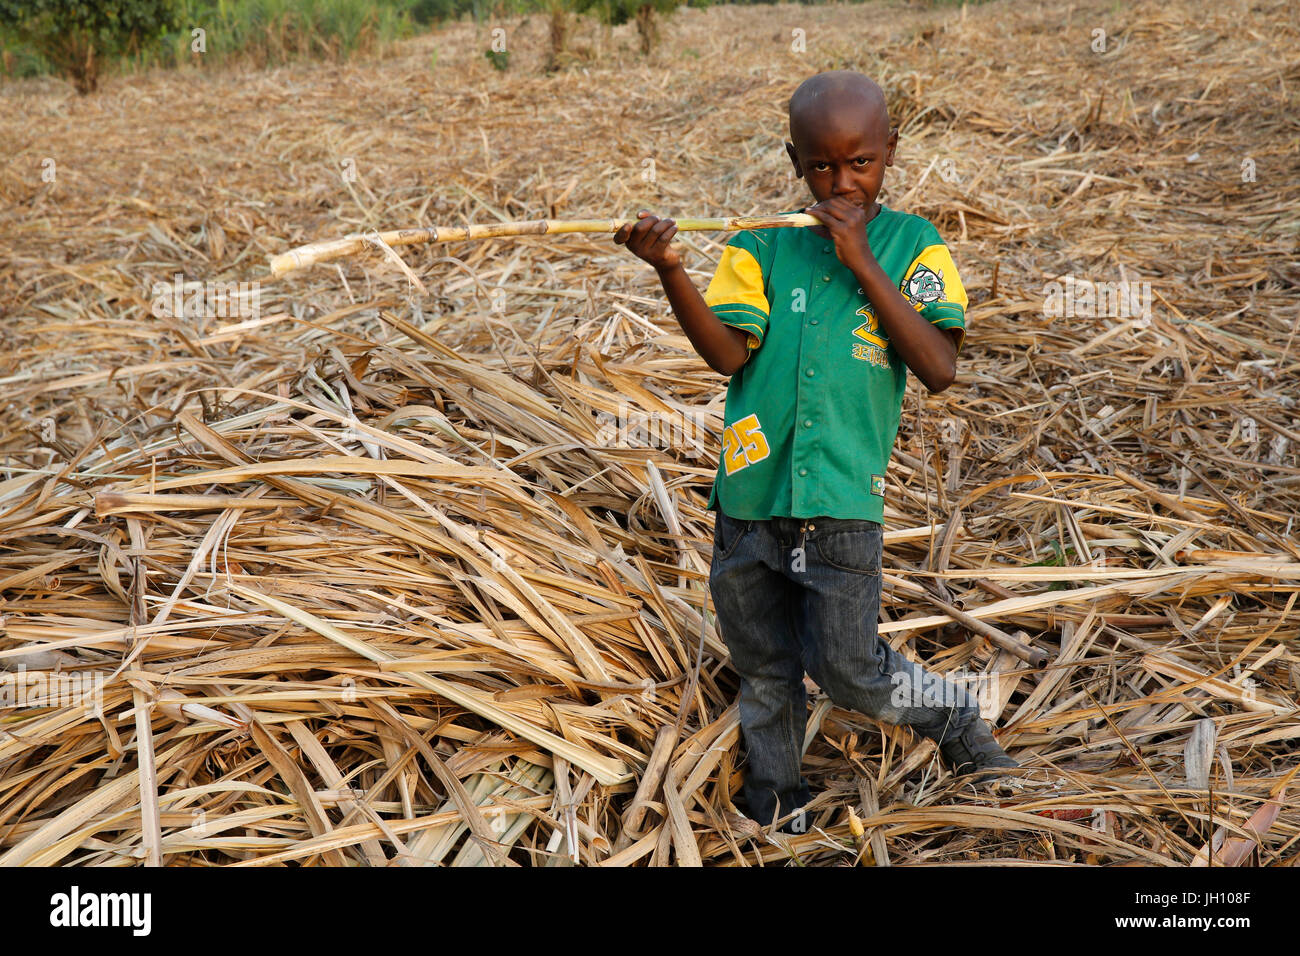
[784, 141, 804, 179]
[886, 127, 899, 166]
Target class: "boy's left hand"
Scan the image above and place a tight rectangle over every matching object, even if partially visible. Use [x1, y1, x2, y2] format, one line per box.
[803, 197, 875, 275]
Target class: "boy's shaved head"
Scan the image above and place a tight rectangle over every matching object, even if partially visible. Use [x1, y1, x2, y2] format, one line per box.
[788, 71, 890, 149]
[784, 70, 899, 226]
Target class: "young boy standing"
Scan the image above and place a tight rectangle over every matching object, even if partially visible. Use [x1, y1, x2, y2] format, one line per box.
[615, 70, 1019, 833]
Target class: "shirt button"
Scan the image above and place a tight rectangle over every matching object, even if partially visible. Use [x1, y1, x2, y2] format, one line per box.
[803, 419, 813, 428]
[822, 274, 831, 282]
[798, 468, 808, 477]
[810, 318, 819, 325]
[805, 368, 815, 377]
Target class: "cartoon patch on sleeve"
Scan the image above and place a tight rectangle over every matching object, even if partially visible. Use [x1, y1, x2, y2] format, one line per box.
[903, 263, 946, 308]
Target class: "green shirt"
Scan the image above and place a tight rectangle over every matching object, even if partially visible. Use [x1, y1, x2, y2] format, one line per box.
[702, 204, 968, 524]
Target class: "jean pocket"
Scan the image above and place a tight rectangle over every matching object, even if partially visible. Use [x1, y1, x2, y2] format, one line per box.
[812, 528, 881, 575]
[713, 512, 752, 561]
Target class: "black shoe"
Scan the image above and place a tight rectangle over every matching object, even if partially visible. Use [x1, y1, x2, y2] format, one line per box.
[939, 720, 1018, 782]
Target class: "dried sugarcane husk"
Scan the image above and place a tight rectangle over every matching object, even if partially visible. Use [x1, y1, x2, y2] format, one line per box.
[2, 0, 1298, 868]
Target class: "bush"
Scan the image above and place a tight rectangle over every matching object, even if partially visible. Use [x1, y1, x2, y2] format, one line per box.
[575, 0, 682, 55]
[0, 0, 178, 92]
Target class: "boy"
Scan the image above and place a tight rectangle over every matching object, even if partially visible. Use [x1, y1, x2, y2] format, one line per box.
[614, 71, 1019, 833]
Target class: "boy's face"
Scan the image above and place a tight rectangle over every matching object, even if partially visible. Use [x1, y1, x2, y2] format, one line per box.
[784, 105, 898, 213]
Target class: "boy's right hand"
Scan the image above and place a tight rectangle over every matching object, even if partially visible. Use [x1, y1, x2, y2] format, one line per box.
[613, 210, 680, 271]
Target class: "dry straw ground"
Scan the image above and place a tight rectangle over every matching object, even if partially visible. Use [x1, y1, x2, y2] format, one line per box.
[1, 0, 1298, 866]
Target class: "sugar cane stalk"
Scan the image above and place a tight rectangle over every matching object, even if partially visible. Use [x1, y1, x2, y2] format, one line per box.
[268, 212, 821, 278]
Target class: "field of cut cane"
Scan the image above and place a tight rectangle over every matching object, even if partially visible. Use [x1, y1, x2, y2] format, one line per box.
[0, 0, 1298, 866]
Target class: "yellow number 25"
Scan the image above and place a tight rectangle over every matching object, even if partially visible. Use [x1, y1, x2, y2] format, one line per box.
[722, 413, 771, 476]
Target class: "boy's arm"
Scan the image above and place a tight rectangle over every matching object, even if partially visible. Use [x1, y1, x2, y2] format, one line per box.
[805, 198, 960, 393]
[657, 262, 752, 376]
[614, 211, 752, 376]
[858, 263, 957, 392]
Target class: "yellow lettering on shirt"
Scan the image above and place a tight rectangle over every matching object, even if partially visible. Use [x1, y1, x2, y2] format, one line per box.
[851, 342, 891, 369]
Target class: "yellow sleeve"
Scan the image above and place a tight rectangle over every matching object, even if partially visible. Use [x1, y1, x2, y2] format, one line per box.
[704, 236, 770, 350]
[900, 242, 968, 359]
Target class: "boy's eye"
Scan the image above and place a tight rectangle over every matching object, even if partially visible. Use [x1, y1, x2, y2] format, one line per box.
[810, 159, 869, 171]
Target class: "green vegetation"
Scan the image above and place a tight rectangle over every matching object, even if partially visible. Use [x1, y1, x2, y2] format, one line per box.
[154, 0, 419, 69]
[0, 0, 985, 90]
[0, 0, 178, 92]
[1026, 540, 1077, 592]
[1, 0, 426, 86]
[574, 0, 684, 55]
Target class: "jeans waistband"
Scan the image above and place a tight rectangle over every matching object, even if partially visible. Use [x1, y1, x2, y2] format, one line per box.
[749, 516, 881, 532]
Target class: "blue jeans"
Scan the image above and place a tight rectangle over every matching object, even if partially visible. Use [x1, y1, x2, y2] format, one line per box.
[708, 511, 983, 830]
